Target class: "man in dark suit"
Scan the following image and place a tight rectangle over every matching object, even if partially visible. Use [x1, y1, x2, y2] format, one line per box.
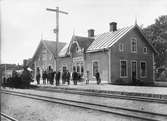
[95, 70, 101, 85]
[66, 70, 70, 85]
[72, 70, 78, 85]
[55, 70, 61, 86]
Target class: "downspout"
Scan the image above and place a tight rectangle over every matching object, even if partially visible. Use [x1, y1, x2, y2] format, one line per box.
[83, 48, 86, 81]
[108, 48, 111, 83]
[34, 61, 37, 81]
[152, 53, 155, 81]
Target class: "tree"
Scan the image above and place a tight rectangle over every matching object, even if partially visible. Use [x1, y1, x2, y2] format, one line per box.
[143, 15, 167, 68]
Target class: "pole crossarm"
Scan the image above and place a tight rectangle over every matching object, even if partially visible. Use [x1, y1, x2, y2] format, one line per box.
[46, 8, 68, 15]
[46, 7, 68, 71]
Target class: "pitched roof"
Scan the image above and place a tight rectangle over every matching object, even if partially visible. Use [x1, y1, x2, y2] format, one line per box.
[59, 35, 94, 57]
[58, 43, 69, 57]
[74, 36, 94, 50]
[87, 25, 134, 52]
[43, 40, 66, 56]
[32, 40, 66, 62]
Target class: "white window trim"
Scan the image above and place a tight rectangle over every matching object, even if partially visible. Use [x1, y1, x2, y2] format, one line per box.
[72, 41, 82, 53]
[131, 60, 138, 80]
[62, 64, 68, 72]
[92, 60, 99, 78]
[120, 60, 128, 78]
[131, 38, 137, 53]
[140, 61, 147, 78]
[119, 43, 124, 52]
[143, 47, 148, 54]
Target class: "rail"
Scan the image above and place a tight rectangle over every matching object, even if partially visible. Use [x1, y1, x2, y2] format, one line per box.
[1, 113, 18, 121]
[1, 89, 167, 121]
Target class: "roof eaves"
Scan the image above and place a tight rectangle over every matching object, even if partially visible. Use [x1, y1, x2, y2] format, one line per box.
[135, 25, 159, 55]
[42, 40, 55, 57]
[31, 40, 43, 62]
[86, 48, 109, 53]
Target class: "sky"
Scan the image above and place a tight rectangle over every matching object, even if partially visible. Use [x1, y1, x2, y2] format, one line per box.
[1, 0, 167, 64]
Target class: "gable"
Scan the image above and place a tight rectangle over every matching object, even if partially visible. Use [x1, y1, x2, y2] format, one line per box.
[64, 35, 94, 57]
[43, 40, 66, 57]
[32, 40, 66, 63]
[111, 27, 155, 55]
[32, 41, 51, 63]
[87, 24, 157, 54]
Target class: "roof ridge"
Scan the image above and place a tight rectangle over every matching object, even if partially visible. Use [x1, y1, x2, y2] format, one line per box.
[73, 35, 95, 40]
[96, 25, 135, 36]
[43, 40, 66, 44]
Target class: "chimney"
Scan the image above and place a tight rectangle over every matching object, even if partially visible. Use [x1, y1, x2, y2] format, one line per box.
[109, 22, 117, 32]
[88, 29, 95, 37]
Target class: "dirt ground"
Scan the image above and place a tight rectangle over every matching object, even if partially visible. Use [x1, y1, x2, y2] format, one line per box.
[1, 93, 143, 121]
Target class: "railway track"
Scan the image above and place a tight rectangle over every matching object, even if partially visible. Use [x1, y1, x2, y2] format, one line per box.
[1, 113, 18, 121]
[1, 89, 167, 121]
[35, 87, 167, 104]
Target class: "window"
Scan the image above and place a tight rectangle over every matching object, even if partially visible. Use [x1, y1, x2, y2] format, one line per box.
[119, 43, 124, 52]
[62, 66, 67, 72]
[77, 63, 80, 73]
[120, 60, 128, 77]
[140, 61, 147, 77]
[73, 66, 76, 72]
[76, 46, 78, 52]
[143, 47, 147, 54]
[81, 63, 84, 75]
[131, 38, 137, 53]
[92, 61, 99, 77]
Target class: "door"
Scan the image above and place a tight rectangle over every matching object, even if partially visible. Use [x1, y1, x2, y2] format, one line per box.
[131, 61, 137, 82]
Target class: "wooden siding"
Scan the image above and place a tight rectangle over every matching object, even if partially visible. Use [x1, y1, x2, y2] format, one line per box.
[110, 27, 154, 83]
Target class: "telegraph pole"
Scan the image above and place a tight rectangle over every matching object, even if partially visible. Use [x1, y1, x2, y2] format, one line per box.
[46, 7, 68, 71]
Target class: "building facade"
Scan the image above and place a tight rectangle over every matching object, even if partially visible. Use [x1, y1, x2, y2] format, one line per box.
[32, 40, 66, 79]
[58, 22, 157, 84]
[31, 22, 157, 84]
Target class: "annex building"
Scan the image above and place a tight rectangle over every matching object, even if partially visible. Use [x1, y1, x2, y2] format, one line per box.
[31, 40, 66, 78]
[32, 22, 157, 84]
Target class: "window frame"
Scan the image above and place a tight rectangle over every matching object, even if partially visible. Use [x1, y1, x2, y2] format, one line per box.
[131, 60, 138, 80]
[131, 38, 137, 53]
[120, 60, 128, 78]
[62, 64, 68, 72]
[140, 61, 147, 78]
[92, 60, 99, 77]
[143, 47, 148, 54]
[119, 43, 124, 52]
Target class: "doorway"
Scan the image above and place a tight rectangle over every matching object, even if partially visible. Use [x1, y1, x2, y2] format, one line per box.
[131, 61, 137, 83]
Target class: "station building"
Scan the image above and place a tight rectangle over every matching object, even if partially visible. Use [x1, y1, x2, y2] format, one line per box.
[32, 22, 157, 84]
[31, 40, 66, 78]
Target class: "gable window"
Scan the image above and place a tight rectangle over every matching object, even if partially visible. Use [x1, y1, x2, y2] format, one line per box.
[92, 61, 99, 77]
[76, 46, 79, 52]
[140, 61, 147, 78]
[143, 47, 147, 54]
[119, 43, 124, 52]
[120, 60, 128, 78]
[131, 38, 137, 53]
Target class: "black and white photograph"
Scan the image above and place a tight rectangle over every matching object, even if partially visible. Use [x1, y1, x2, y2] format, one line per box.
[0, 0, 167, 121]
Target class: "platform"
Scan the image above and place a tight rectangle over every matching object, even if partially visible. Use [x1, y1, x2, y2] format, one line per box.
[36, 82, 167, 100]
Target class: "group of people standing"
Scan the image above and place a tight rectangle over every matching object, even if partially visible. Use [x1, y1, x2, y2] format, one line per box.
[36, 66, 101, 86]
[36, 66, 60, 85]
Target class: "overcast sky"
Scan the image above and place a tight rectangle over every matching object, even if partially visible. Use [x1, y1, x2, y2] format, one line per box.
[1, 0, 167, 64]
